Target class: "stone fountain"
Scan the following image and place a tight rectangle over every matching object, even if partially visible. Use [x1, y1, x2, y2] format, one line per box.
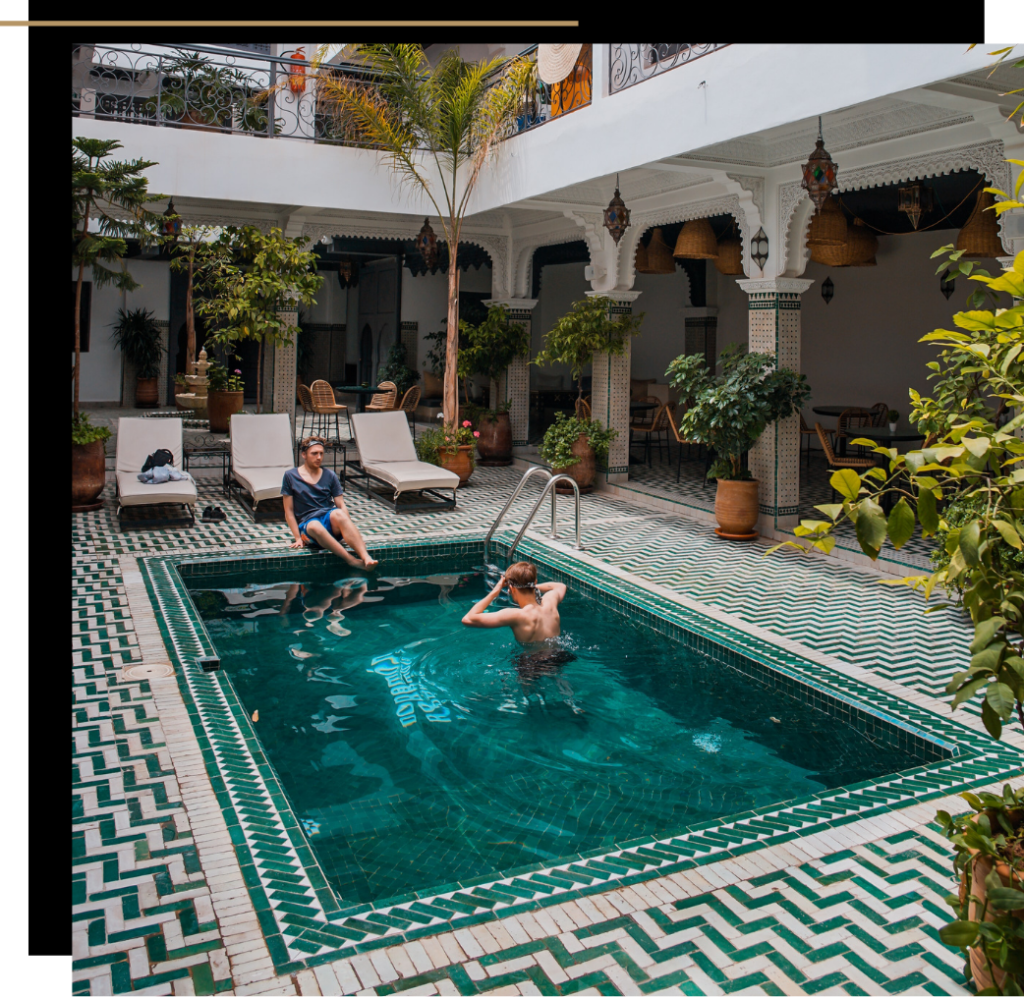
[175, 348, 211, 419]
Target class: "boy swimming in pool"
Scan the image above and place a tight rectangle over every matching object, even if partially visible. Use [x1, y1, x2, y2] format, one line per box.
[461, 561, 566, 644]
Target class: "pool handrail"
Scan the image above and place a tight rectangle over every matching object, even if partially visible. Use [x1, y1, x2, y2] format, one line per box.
[505, 474, 582, 562]
[483, 465, 552, 564]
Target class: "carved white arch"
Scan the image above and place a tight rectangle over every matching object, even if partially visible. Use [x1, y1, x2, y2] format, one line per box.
[779, 138, 1012, 276]
[512, 229, 593, 299]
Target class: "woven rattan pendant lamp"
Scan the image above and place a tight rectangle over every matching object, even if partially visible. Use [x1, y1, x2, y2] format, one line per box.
[806, 195, 847, 248]
[956, 189, 1003, 259]
[673, 217, 718, 259]
[642, 228, 676, 274]
[713, 221, 744, 275]
[847, 218, 877, 266]
[634, 239, 651, 274]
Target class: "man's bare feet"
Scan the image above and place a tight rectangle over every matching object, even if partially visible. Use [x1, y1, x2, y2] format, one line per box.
[361, 557, 379, 569]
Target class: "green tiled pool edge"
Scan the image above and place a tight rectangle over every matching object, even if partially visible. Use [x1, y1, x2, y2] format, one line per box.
[138, 535, 1024, 975]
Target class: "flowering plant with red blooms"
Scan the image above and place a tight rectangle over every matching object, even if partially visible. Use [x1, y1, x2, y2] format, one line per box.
[414, 420, 478, 466]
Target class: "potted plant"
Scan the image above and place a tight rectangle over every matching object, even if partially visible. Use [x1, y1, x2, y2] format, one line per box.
[538, 412, 616, 492]
[206, 357, 245, 433]
[377, 341, 420, 397]
[110, 307, 165, 408]
[71, 414, 112, 511]
[667, 344, 810, 538]
[460, 304, 531, 465]
[415, 421, 478, 485]
[888, 408, 899, 432]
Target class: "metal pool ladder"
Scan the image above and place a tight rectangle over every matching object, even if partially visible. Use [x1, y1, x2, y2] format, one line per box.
[483, 466, 582, 564]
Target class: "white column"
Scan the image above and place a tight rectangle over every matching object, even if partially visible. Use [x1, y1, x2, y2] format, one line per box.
[273, 305, 298, 431]
[586, 290, 641, 485]
[735, 278, 813, 534]
[484, 297, 537, 448]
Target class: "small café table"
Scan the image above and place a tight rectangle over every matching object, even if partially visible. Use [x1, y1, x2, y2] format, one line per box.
[331, 384, 382, 414]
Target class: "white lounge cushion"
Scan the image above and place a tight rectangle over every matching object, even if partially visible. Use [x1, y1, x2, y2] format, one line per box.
[115, 418, 197, 508]
[232, 466, 288, 504]
[351, 411, 459, 494]
[116, 473, 198, 508]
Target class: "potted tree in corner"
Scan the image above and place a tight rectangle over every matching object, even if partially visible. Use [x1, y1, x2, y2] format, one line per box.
[73, 137, 161, 510]
[460, 304, 531, 465]
[534, 295, 643, 485]
[538, 412, 616, 492]
[667, 345, 810, 539]
[206, 357, 246, 433]
[110, 307, 165, 408]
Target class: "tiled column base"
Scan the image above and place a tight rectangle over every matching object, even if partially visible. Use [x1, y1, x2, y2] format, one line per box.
[274, 308, 299, 432]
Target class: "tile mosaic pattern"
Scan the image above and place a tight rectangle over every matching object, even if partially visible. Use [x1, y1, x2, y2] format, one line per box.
[73, 459, 1021, 995]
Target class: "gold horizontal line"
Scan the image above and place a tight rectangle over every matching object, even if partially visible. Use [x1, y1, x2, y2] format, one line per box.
[2, 19, 579, 26]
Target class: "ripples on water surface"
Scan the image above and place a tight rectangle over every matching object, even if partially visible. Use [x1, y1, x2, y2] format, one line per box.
[189, 556, 924, 903]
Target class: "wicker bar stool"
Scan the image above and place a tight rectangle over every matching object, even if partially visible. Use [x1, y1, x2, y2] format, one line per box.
[309, 380, 349, 442]
[366, 381, 398, 412]
[398, 385, 421, 438]
[297, 383, 315, 440]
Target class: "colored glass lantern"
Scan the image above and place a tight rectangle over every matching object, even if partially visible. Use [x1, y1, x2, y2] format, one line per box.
[603, 174, 630, 244]
[161, 197, 181, 242]
[897, 182, 934, 230]
[415, 218, 439, 268]
[801, 116, 838, 213]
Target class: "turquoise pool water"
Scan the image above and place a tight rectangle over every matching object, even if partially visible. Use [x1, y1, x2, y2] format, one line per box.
[189, 553, 935, 904]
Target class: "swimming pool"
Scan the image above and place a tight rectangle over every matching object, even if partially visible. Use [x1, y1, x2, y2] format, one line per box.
[184, 548, 952, 906]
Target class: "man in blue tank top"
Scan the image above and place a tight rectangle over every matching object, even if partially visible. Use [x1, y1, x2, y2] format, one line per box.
[282, 437, 378, 569]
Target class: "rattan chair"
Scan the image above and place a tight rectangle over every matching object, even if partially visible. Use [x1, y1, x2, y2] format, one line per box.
[309, 380, 349, 442]
[816, 422, 875, 501]
[666, 406, 709, 485]
[575, 396, 592, 420]
[398, 385, 421, 438]
[869, 402, 889, 427]
[836, 407, 874, 455]
[799, 413, 817, 468]
[366, 380, 398, 412]
[630, 402, 671, 467]
[630, 395, 660, 428]
[297, 383, 315, 439]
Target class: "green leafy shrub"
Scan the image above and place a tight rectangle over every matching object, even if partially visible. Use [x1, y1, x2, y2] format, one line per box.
[539, 412, 616, 469]
[206, 357, 244, 392]
[460, 305, 531, 381]
[377, 341, 420, 396]
[415, 422, 478, 467]
[110, 307, 165, 379]
[72, 414, 112, 446]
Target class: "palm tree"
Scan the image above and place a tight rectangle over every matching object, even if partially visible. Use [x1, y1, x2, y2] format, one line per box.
[310, 44, 533, 427]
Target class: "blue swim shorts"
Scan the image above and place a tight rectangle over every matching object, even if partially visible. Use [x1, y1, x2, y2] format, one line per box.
[299, 509, 337, 549]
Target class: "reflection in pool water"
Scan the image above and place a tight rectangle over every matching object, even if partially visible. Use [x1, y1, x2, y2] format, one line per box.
[189, 559, 929, 904]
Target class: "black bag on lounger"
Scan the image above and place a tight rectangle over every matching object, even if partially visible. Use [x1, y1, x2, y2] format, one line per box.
[141, 448, 175, 472]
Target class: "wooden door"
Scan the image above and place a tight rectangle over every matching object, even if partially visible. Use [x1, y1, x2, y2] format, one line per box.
[357, 257, 399, 383]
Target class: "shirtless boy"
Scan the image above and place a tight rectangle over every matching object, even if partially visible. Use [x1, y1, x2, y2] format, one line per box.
[461, 561, 566, 643]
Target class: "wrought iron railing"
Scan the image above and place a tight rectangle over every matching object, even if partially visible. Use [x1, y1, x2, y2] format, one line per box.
[71, 42, 377, 145]
[608, 44, 728, 94]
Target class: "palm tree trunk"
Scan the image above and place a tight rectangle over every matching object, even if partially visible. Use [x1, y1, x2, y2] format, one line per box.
[73, 201, 90, 420]
[444, 261, 460, 428]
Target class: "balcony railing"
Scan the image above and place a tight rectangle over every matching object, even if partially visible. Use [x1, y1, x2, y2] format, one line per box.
[608, 44, 728, 94]
[505, 43, 592, 136]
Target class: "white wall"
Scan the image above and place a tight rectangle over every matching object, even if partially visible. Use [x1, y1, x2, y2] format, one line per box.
[531, 262, 591, 388]
[630, 270, 693, 381]
[73, 259, 170, 403]
[710, 229, 1006, 424]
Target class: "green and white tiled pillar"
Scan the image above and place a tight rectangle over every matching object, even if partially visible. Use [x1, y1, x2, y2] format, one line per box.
[484, 298, 537, 449]
[273, 302, 298, 431]
[736, 278, 813, 534]
[684, 307, 718, 370]
[587, 290, 641, 485]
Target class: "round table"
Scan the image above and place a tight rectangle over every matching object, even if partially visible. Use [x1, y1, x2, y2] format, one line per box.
[332, 384, 381, 413]
[845, 424, 923, 445]
[812, 405, 861, 418]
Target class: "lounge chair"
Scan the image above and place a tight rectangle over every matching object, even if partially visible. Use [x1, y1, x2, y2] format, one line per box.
[350, 410, 459, 512]
[228, 413, 298, 521]
[115, 417, 197, 528]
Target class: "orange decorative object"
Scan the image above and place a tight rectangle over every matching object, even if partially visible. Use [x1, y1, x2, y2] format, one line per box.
[549, 44, 592, 118]
[288, 47, 307, 95]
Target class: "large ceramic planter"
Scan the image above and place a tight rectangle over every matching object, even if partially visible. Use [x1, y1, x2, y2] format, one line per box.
[476, 411, 512, 466]
[714, 478, 759, 539]
[961, 811, 1024, 993]
[72, 440, 107, 511]
[207, 390, 244, 433]
[440, 445, 474, 486]
[553, 434, 596, 493]
[135, 376, 159, 408]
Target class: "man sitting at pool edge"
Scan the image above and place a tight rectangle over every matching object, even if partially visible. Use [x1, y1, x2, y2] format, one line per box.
[282, 437, 378, 569]
[461, 561, 566, 643]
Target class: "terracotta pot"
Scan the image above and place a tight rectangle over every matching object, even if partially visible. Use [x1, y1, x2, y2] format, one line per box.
[72, 439, 107, 510]
[440, 444, 474, 485]
[207, 390, 244, 433]
[553, 434, 596, 492]
[962, 811, 1024, 993]
[714, 478, 760, 537]
[475, 411, 512, 465]
[135, 376, 159, 408]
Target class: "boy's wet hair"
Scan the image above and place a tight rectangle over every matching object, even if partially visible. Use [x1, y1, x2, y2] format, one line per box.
[299, 436, 327, 453]
[506, 561, 537, 590]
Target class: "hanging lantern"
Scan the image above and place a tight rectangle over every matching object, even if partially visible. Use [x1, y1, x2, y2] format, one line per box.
[847, 218, 877, 267]
[642, 228, 675, 274]
[750, 227, 769, 272]
[337, 260, 357, 289]
[806, 195, 847, 247]
[941, 276, 955, 300]
[287, 47, 307, 95]
[603, 174, 630, 244]
[673, 217, 718, 259]
[801, 116, 838, 212]
[414, 218, 439, 268]
[634, 239, 651, 274]
[821, 277, 834, 304]
[161, 197, 181, 243]
[897, 181, 934, 231]
[713, 221, 744, 275]
[956, 189, 1003, 259]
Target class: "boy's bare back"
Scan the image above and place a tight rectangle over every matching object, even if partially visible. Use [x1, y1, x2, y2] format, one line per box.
[461, 562, 566, 643]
